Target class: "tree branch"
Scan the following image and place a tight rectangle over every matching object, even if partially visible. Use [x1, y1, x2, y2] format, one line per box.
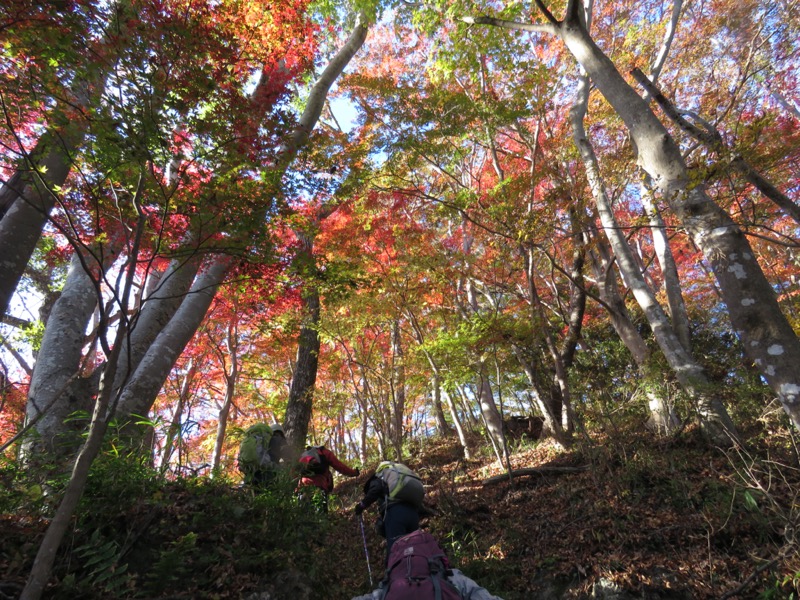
[461, 16, 558, 35]
[632, 68, 800, 226]
[483, 465, 589, 485]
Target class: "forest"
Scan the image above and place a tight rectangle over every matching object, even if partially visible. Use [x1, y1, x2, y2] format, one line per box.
[0, 0, 798, 598]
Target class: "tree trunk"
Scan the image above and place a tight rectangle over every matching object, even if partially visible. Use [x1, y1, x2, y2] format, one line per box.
[476, 362, 508, 466]
[114, 254, 202, 396]
[641, 189, 693, 352]
[511, 345, 566, 443]
[522, 245, 573, 440]
[160, 359, 197, 472]
[568, 57, 737, 444]
[23, 236, 122, 460]
[559, 15, 800, 431]
[19, 208, 142, 600]
[0, 0, 130, 317]
[283, 284, 321, 457]
[443, 387, 471, 459]
[20, 337, 124, 600]
[0, 128, 82, 318]
[114, 257, 232, 441]
[390, 319, 406, 460]
[431, 372, 450, 436]
[586, 221, 650, 366]
[585, 221, 680, 435]
[211, 321, 239, 473]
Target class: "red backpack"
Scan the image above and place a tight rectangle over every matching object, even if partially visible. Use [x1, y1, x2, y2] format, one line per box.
[298, 446, 328, 475]
[381, 530, 462, 600]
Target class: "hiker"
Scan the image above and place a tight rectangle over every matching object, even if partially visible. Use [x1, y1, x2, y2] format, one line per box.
[350, 529, 504, 600]
[237, 423, 289, 488]
[354, 461, 424, 561]
[296, 445, 360, 512]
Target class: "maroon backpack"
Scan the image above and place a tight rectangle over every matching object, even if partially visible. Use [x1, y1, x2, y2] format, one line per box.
[381, 530, 462, 600]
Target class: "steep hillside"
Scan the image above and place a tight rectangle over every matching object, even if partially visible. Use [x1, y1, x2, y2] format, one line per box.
[326, 430, 799, 600]
[1, 427, 798, 599]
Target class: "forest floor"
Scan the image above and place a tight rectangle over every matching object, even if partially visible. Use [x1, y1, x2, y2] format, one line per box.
[324, 427, 800, 600]
[1, 423, 799, 599]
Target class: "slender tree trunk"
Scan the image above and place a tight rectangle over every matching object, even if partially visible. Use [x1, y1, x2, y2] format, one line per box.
[522, 246, 573, 440]
[511, 345, 566, 443]
[455, 384, 480, 430]
[160, 359, 197, 472]
[637, 0, 693, 353]
[641, 189, 693, 352]
[431, 372, 450, 436]
[390, 319, 405, 460]
[0, 128, 82, 318]
[585, 222, 680, 434]
[114, 253, 202, 396]
[476, 363, 508, 465]
[20, 335, 124, 600]
[443, 387, 471, 459]
[21, 11, 372, 460]
[360, 408, 368, 464]
[0, 0, 132, 317]
[115, 257, 233, 433]
[561, 17, 800, 431]
[634, 70, 800, 227]
[568, 57, 736, 443]
[586, 224, 649, 366]
[212, 321, 239, 473]
[20, 202, 144, 600]
[461, 212, 508, 461]
[467, 0, 800, 433]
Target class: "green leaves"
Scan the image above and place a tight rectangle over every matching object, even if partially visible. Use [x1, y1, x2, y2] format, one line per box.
[72, 530, 130, 595]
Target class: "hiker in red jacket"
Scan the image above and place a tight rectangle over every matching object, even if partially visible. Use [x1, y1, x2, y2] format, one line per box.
[297, 445, 359, 512]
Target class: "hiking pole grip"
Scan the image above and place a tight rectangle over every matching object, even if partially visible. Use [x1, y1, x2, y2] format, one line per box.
[359, 514, 374, 587]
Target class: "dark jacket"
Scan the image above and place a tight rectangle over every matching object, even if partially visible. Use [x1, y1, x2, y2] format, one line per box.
[360, 474, 387, 511]
[268, 434, 290, 465]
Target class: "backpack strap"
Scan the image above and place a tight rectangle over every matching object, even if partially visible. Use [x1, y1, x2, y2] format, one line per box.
[431, 572, 443, 600]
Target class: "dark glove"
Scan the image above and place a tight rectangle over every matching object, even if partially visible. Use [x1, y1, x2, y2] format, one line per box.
[354, 468, 360, 477]
[354, 501, 364, 515]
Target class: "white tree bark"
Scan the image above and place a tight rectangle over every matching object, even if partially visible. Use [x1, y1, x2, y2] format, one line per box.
[0, 1, 133, 318]
[24, 235, 123, 456]
[114, 257, 232, 423]
[0, 132, 79, 318]
[569, 56, 734, 442]
[461, 216, 509, 462]
[466, 1, 800, 433]
[390, 319, 406, 460]
[558, 15, 800, 431]
[113, 253, 202, 394]
[640, 0, 692, 352]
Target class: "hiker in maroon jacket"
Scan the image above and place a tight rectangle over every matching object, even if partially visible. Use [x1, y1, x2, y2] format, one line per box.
[296, 445, 359, 512]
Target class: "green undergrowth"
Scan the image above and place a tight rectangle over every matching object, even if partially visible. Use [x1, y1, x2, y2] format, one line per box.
[2, 421, 799, 600]
[1, 452, 335, 599]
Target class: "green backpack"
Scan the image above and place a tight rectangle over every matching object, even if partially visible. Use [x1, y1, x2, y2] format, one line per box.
[375, 461, 424, 508]
[237, 424, 274, 474]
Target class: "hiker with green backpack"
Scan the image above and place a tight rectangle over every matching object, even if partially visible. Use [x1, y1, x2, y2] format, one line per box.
[237, 423, 289, 488]
[354, 461, 425, 563]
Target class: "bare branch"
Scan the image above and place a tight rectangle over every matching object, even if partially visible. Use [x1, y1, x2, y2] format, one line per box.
[632, 68, 800, 227]
[483, 465, 590, 485]
[461, 16, 558, 35]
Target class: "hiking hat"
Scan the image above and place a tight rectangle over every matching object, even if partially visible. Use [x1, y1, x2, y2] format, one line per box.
[270, 423, 284, 435]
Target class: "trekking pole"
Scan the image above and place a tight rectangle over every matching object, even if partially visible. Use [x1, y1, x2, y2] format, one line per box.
[358, 514, 374, 586]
